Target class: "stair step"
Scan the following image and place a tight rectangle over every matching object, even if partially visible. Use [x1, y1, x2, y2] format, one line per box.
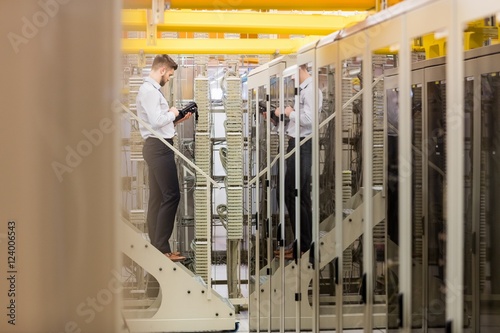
[319, 303, 386, 315]
[130, 290, 146, 294]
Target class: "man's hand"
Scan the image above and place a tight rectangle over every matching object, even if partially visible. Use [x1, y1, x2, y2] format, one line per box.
[274, 106, 293, 118]
[176, 112, 191, 124]
[263, 111, 277, 126]
[169, 107, 179, 117]
[274, 107, 281, 118]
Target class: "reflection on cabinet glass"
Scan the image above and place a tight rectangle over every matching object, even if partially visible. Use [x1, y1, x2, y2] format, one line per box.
[426, 80, 446, 329]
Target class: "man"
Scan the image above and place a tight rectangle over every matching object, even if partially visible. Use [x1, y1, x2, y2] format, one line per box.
[136, 54, 191, 262]
[274, 64, 323, 259]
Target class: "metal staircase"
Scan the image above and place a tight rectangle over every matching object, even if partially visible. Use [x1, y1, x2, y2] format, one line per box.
[249, 190, 386, 330]
[119, 219, 236, 332]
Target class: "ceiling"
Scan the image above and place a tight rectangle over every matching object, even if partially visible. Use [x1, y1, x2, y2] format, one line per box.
[121, 0, 404, 55]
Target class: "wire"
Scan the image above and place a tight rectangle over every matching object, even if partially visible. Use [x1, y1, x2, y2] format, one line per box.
[216, 204, 228, 231]
[219, 146, 228, 173]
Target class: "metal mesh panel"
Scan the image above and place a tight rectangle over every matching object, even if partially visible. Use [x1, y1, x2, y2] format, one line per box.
[413, 88, 424, 263]
[373, 79, 385, 186]
[195, 133, 212, 186]
[194, 187, 210, 239]
[128, 76, 143, 114]
[227, 187, 244, 239]
[130, 209, 145, 225]
[195, 78, 210, 132]
[372, 130, 384, 187]
[226, 133, 243, 186]
[342, 78, 354, 131]
[193, 241, 209, 282]
[480, 151, 487, 292]
[224, 77, 243, 132]
[130, 130, 144, 161]
[342, 170, 352, 204]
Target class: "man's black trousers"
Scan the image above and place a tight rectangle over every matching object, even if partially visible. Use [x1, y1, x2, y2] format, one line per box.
[143, 137, 180, 254]
[284, 137, 312, 253]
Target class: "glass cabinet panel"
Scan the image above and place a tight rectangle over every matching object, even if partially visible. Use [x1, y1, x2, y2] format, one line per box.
[480, 71, 500, 332]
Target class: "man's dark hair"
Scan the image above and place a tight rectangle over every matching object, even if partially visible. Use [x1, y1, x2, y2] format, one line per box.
[152, 54, 178, 70]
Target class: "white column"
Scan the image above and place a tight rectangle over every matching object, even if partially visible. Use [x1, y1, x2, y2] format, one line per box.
[334, 44, 344, 333]
[446, 0, 464, 332]
[362, 31, 374, 333]
[399, 13, 413, 333]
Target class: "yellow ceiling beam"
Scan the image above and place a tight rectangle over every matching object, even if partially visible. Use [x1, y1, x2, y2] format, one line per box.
[122, 10, 368, 35]
[122, 37, 320, 54]
[123, 0, 403, 11]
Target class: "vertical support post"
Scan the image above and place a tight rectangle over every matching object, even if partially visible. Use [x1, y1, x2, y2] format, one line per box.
[335, 44, 344, 333]
[399, 14, 413, 333]
[362, 31, 374, 333]
[182, 165, 189, 223]
[206, 178, 212, 300]
[265, 87, 272, 333]
[146, 9, 157, 46]
[148, 0, 164, 45]
[293, 66, 301, 333]
[245, 101, 253, 329]
[255, 89, 261, 333]
[152, 0, 165, 24]
[227, 239, 240, 299]
[471, 64, 481, 333]
[279, 71, 286, 333]
[446, 1, 464, 332]
[137, 160, 144, 208]
[312, 54, 321, 333]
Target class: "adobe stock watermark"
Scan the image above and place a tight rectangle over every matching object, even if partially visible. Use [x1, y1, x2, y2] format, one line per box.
[7, 0, 73, 54]
[51, 117, 115, 183]
[59, 270, 123, 333]
[51, 100, 128, 182]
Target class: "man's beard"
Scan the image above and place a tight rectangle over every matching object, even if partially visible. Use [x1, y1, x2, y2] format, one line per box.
[159, 76, 167, 87]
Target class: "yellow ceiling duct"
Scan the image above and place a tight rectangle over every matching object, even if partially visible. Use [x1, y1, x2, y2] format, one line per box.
[123, 0, 402, 11]
[122, 36, 320, 54]
[122, 10, 367, 35]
